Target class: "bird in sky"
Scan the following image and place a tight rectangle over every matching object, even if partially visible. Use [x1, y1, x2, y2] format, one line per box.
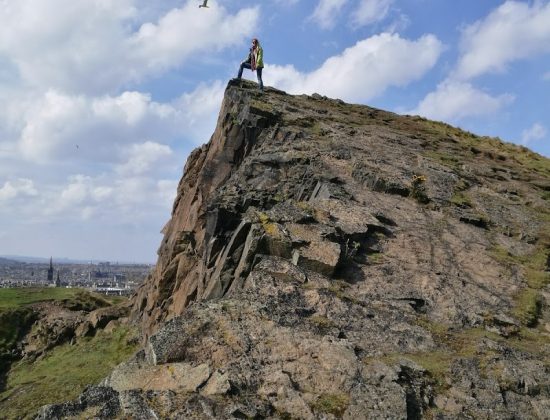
[199, 0, 209, 8]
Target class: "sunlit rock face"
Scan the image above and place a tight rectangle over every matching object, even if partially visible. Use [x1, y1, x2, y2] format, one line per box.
[39, 79, 550, 419]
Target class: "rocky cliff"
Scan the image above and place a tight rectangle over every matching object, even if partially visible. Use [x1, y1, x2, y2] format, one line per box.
[38, 80, 550, 419]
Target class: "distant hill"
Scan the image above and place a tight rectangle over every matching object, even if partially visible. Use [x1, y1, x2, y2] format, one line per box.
[0, 255, 48, 264]
[0, 255, 154, 265]
[0, 257, 20, 266]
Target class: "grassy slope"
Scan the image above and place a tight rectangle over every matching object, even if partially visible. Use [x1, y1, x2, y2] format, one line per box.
[0, 327, 138, 419]
[0, 287, 124, 310]
[0, 288, 137, 419]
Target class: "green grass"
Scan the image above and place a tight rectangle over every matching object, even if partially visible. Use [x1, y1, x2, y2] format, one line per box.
[525, 269, 550, 290]
[450, 191, 473, 208]
[310, 393, 350, 417]
[0, 287, 130, 415]
[0, 288, 106, 310]
[366, 251, 385, 265]
[0, 326, 139, 419]
[489, 236, 549, 327]
[513, 289, 543, 327]
[423, 150, 462, 170]
[0, 308, 37, 356]
[371, 316, 550, 400]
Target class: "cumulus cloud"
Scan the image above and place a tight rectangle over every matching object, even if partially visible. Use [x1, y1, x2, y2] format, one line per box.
[267, 33, 444, 103]
[0, 0, 259, 94]
[0, 179, 38, 202]
[9, 81, 226, 166]
[172, 81, 227, 143]
[454, 1, 550, 80]
[16, 90, 178, 164]
[408, 80, 515, 122]
[351, 0, 394, 28]
[39, 172, 176, 224]
[0, 74, 227, 245]
[129, 4, 259, 81]
[521, 123, 547, 145]
[157, 179, 179, 207]
[116, 141, 174, 175]
[310, 0, 349, 29]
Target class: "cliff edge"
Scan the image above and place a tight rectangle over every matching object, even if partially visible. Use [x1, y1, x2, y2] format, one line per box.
[38, 80, 550, 419]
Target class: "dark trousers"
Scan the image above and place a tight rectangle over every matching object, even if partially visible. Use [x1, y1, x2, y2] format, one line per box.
[238, 62, 263, 90]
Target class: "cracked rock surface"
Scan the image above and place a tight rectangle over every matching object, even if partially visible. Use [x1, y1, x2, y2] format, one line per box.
[38, 80, 550, 419]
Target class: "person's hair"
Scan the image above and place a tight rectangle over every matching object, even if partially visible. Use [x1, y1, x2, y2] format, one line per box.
[252, 38, 258, 44]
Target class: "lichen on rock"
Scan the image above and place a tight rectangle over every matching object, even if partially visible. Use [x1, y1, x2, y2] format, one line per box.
[37, 79, 550, 419]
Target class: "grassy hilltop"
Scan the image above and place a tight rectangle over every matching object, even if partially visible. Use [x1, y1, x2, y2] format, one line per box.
[0, 288, 138, 419]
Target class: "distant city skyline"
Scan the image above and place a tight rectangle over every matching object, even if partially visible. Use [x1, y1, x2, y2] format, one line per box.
[0, 0, 548, 261]
[0, 255, 155, 265]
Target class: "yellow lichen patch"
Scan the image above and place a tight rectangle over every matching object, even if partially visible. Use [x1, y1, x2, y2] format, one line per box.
[257, 212, 282, 238]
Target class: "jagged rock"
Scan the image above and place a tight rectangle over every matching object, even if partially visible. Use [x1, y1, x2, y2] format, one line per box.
[287, 223, 341, 276]
[88, 305, 129, 329]
[22, 306, 85, 359]
[103, 319, 120, 334]
[105, 351, 211, 393]
[37, 80, 550, 419]
[74, 320, 94, 338]
[35, 386, 120, 419]
[201, 370, 231, 396]
[484, 313, 521, 337]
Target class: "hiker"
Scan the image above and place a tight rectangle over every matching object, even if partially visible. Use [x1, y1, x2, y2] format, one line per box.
[237, 38, 264, 91]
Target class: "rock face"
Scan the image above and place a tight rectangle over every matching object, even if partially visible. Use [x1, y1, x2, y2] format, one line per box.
[22, 301, 129, 361]
[39, 80, 550, 419]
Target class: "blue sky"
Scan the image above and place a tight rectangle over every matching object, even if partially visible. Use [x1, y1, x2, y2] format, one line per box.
[0, 0, 548, 262]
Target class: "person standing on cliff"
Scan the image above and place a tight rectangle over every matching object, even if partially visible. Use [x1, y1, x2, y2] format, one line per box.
[237, 38, 264, 91]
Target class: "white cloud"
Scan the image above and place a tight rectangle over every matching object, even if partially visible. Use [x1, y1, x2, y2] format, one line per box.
[17, 90, 178, 164]
[408, 80, 515, 122]
[0, 179, 38, 201]
[60, 175, 90, 206]
[173, 81, 226, 143]
[543, 71, 550, 81]
[117, 141, 174, 175]
[267, 33, 444, 103]
[92, 186, 114, 202]
[157, 179, 179, 207]
[37, 172, 175, 223]
[129, 4, 259, 81]
[521, 123, 547, 145]
[384, 12, 410, 34]
[0, 73, 228, 237]
[310, 0, 349, 29]
[351, 0, 394, 28]
[455, 1, 550, 80]
[0, 0, 259, 94]
[7, 82, 225, 166]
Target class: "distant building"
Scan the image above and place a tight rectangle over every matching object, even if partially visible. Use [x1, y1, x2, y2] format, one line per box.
[55, 271, 61, 288]
[47, 257, 54, 282]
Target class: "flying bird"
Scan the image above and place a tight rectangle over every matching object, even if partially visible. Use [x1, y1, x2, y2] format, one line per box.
[199, 0, 209, 8]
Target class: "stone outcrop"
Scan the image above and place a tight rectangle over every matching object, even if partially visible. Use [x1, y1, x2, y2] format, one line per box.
[38, 80, 550, 418]
[21, 298, 129, 361]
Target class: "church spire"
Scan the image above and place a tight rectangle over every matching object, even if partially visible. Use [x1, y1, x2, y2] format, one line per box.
[47, 256, 54, 282]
